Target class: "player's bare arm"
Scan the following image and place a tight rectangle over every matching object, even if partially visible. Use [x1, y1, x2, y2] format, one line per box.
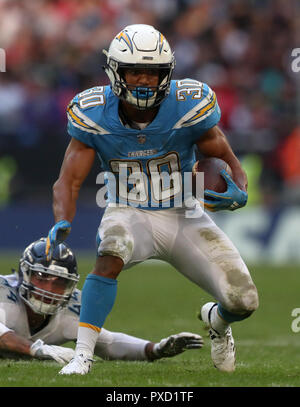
[0, 329, 74, 363]
[196, 125, 248, 192]
[45, 138, 96, 259]
[53, 138, 96, 222]
[0, 330, 32, 355]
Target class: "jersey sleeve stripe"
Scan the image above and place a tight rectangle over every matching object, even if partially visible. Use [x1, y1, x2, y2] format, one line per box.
[67, 111, 101, 136]
[184, 92, 216, 125]
[67, 113, 97, 135]
[172, 88, 217, 129]
[67, 104, 110, 135]
[67, 105, 90, 129]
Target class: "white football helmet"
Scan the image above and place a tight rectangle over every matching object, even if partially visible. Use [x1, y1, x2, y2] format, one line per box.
[103, 24, 175, 109]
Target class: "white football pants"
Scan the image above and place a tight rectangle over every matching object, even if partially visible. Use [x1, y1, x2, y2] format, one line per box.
[97, 204, 258, 315]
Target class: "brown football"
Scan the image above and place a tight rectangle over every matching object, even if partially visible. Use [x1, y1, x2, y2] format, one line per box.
[192, 157, 233, 194]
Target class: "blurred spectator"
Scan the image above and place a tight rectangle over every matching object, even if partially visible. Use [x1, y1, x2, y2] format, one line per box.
[277, 127, 300, 204]
[0, 0, 298, 205]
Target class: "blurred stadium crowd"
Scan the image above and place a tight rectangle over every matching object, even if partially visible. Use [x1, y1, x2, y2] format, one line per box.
[0, 0, 299, 207]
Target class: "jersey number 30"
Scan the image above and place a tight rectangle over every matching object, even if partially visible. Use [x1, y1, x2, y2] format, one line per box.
[109, 152, 181, 205]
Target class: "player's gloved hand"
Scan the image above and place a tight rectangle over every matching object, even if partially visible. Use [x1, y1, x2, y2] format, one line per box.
[153, 332, 204, 359]
[203, 169, 248, 212]
[30, 339, 75, 364]
[45, 220, 71, 260]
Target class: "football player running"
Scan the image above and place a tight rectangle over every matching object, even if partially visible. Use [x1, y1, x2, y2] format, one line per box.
[46, 25, 259, 375]
[0, 238, 203, 364]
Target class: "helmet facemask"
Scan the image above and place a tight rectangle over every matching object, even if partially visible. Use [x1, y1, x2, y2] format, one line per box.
[118, 64, 173, 110]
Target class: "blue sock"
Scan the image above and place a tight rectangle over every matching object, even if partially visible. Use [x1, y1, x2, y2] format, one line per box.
[79, 274, 117, 329]
[218, 303, 252, 323]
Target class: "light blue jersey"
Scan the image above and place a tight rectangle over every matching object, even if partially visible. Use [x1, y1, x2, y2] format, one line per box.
[67, 79, 221, 209]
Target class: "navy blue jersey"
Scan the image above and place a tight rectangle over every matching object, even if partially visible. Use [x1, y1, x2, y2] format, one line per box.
[67, 79, 221, 209]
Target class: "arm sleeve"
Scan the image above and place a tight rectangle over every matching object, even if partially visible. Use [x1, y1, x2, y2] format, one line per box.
[66, 88, 109, 148]
[0, 320, 12, 337]
[190, 84, 221, 133]
[67, 101, 96, 148]
[176, 82, 221, 140]
[94, 328, 149, 361]
[0, 279, 15, 337]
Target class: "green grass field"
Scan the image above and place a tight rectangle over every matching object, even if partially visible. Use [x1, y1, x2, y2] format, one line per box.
[0, 253, 300, 387]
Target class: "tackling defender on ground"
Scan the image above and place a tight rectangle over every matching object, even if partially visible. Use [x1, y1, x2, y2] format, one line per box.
[0, 238, 203, 364]
[45, 24, 259, 375]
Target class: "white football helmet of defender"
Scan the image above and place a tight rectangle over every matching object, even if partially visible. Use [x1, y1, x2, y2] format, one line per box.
[18, 238, 79, 315]
[103, 24, 175, 109]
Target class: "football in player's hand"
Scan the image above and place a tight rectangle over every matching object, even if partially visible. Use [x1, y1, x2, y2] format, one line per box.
[192, 157, 233, 194]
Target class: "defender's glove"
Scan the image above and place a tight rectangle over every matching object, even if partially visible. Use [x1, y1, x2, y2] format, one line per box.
[45, 220, 71, 260]
[153, 332, 204, 359]
[30, 339, 75, 364]
[204, 169, 248, 212]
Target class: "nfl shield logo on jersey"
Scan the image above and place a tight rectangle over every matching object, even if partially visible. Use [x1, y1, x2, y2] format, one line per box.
[137, 134, 146, 144]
